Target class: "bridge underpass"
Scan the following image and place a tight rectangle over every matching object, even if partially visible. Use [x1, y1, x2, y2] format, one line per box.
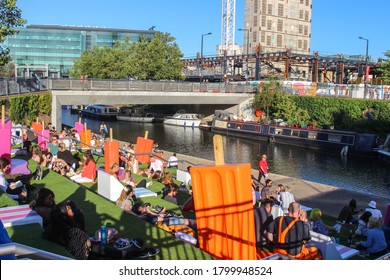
[52, 90, 253, 130]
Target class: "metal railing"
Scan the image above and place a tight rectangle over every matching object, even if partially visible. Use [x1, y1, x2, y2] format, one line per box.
[1, 78, 258, 95]
[0, 242, 72, 260]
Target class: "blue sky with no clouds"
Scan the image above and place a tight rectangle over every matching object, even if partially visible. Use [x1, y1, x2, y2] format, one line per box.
[17, 0, 389, 61]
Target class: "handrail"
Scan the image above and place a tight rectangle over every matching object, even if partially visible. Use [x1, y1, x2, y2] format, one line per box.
[0, 242, 72, 260]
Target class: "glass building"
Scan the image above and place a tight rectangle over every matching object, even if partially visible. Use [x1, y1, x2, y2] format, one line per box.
[7, 25, 155, 77]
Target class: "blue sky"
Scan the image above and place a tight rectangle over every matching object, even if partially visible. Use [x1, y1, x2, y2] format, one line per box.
[17, 0, 389, 61]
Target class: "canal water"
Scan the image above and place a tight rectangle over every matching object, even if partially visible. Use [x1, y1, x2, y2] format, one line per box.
[62, 109, 390, 199]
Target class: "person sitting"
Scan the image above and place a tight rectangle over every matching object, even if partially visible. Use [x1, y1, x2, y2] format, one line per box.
[310, 208, 335, 236]
[355, 211, 372, 236]
[277, 184, 295, 215]
[51, 157, 71, 176]
[163, 184, 179, 205]
[126, 154, 139, 175]
[149, 156, 163, 173]
[161, 171, 174, 186]
[47, 200, 159, 260]
[57, 143, 79, 172]
[273, 202, 322, 260]
[47, 135, 60, 157]
[31, 144, 44, 165]
[365, 201, 383, 224]
[122, 170, 149, 189]
[167, 153, 179, 169]
[254, 198, 275, 249]
[355, 217, 388, 257]
[109, 162, 120, 180]
[70, 150, 97, 183]
[0, 157, 28, 203]
[132, 202, 197, 231]
[30, 188, 56, 227]
[116, 186, 136, 214]
[334, 199, 362, 233]
[299, 209, 312, 231]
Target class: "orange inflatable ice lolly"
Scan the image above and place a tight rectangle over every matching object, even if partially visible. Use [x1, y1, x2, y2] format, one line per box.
[135, 131, 154, 164]
[104, 128, 119, 172]
[32, 117, 43, 133]
[80, 123, 91, 149]
[191, 135, 256, 260]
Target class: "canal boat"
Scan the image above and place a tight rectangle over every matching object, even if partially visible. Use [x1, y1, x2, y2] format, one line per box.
[211, 110, 379, 156]
[117, 106, 154, 123]
[377, 134, 390, 163]
[163, 110, 202, 128]
[80, 104, 118, 121]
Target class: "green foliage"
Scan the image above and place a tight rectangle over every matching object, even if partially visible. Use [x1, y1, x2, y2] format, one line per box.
[8, 92, 52, 124]
[0, 0, 27, 65]
[70, 32, 184, 80]
[252, 77, 310, 126]
[377, 50, 390, 83]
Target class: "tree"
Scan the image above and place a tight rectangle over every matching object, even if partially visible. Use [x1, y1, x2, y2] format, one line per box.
[70, 32, 184, 80]
[377, 50, 390, 83]
[0, 0, 26, 65]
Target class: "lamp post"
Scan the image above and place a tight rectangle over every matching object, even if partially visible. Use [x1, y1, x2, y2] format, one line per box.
[200, 32, 212, 83]
[358, 36, 369, 96]
[238, 28, 249, 80]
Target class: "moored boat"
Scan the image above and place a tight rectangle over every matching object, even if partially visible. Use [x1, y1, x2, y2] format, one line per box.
[377, 134, 390, 163]
[80, 104, 118, 121]
[211, 110, 379, 156]
[117, 106, 154, 123]
[163, 110, 202, 128]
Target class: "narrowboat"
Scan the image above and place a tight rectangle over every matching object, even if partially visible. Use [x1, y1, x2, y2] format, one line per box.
[211, 110, 379, 156]
[80, 105, 118, 121]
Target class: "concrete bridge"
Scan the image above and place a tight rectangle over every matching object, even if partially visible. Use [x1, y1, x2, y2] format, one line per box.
[50, 79, 255, 129]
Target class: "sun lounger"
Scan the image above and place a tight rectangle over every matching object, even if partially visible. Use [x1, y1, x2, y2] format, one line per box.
[308, 230, 359, 260]
[97, 169, 156, 201]
[0, 205, 43, 228]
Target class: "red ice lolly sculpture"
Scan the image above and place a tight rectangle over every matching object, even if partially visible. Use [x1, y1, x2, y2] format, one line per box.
[135, 131, 154, 165]
[104, 128, 119, 173]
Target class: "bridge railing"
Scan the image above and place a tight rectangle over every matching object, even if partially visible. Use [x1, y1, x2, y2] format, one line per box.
[47, 79, 258, 93]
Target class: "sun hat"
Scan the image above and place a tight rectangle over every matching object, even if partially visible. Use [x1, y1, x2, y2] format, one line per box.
[368, 200, 376, 209]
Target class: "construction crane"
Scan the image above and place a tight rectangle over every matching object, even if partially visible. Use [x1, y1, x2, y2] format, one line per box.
[221, 0, 236, 56]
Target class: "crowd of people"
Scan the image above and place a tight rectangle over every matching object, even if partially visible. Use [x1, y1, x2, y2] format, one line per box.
[2, 127, 390, 261]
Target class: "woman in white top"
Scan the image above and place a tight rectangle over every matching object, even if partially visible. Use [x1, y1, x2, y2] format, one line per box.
[365, 201, 383, 223]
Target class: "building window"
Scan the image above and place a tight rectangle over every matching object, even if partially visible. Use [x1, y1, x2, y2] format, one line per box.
[304, 25, 308, 36]
[303, 40, 308, 50]
[267, 20, 272, 30]
[300, 0, 304, 4]
[299, 10, 303, 19]
[278, 3, 284, 16]
[277, 35, 282, 47]
[261, 32, 265, 43]
[262, 0, 267, 13]
[253, 31, 257, 43]
[261, 16, 266, 27]
[253, 15, 258, 27]
[266, 35, 271, 46]
[254, 0, 258, 13]
[277, 19, 283, 32]
[298, 39, 302, 49]
[305, 0, 309, 6]
[268, 4, 272, 15]
[305, 10, 309, 21]
[299, 25, 303, 34]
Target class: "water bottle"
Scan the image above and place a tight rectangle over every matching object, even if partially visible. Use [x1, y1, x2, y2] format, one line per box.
[100, 225, 107, 247]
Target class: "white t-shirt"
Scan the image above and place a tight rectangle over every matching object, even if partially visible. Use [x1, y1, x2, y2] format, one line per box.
[150, 159, 163, 172]
[168, 156, 178, 167]
[365, 207, 383, 219]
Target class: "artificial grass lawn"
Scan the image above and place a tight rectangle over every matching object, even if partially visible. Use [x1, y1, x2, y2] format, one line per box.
[2, 154, 374, 260]
[2, 156, 213, 260]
